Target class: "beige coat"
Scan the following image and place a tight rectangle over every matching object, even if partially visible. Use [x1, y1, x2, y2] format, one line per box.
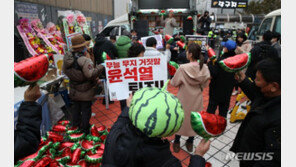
[161, 17, 178, 36]
[170, 62, 210, 137]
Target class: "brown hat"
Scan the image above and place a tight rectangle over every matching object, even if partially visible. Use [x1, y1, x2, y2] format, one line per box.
[71, 35, 87, 49]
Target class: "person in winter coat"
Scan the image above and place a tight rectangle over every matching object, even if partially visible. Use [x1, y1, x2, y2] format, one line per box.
[161, 10, 179, 36]
[206, 40, 237, 118]
[235, 32, 252, 55]
[232, 32, 253, 95]
[144, 37, 171, 62]
[102, 92, 211, 167]
[245, 30, 278, 80]
[198, 11, 212, 33]
[116, 35, 132, 59]
[14, 85, 42, 162]
[63, 35, 104, 134]
[171, 43, 211, 153]
[231, 58, 281, 167]
[271, 32, 281, 58]
[93, 34, 119, 65]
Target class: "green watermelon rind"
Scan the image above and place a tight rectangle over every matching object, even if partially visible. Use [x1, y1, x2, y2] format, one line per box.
[85, 154, 102, 164]
[68, 133, 85, 142]
[191, 112, 213, 139]
[129, 87, 184, 138]
[219, 52, 251, 73]
[14, 54, 49, 82]
[209, 55, 217, 61]
[167, 38, 174, 44]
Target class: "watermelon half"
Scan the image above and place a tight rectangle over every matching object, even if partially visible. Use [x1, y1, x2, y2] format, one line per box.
[176, 41, 186, 50]
[187, 16, 193, 20]
[14, 54, 51, 87]
[168, 61, 179, 76]
[165, 35, 174, 44]
[101, 51, 111, 63]
[219, 53, 251, 73]
[208, 48, 217, 61]
[191, 111, 226, 139]
[129, 82, 184, 138]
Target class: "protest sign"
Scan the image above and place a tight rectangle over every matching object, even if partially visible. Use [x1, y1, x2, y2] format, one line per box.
[186, 35, 209, 53]
[105, 56, 168, 101]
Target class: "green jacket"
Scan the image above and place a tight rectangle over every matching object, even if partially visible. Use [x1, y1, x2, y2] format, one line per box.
[116, 36, 132, 58]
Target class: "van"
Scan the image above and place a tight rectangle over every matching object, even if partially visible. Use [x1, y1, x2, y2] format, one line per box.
[255, 9, 281, 42]
[99, 14, 130, 40]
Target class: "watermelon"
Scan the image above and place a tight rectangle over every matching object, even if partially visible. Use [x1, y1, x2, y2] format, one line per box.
[187, 16, 193, 20]
[159, 10, 166, 16]
[81, 140, 95, 151]
[129, 81, 184, 137]
[85, 149, 104, 163]
[191, 111, 227, 139]
[165, 35, 174, 44]
[101, 51, 111, 63]
[14, 54, 52, 87]
[219, 53, 251, 72]
[180, 35, 186, 43]
[208, 48, 217, 61]
[78, 159, 87, 167]
[176, 41, 186, 50]
[168, 61, 179, 76]
[68, 133, 85, 142]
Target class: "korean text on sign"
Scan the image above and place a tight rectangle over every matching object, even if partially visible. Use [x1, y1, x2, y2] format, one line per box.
[105, 56, 168, 101]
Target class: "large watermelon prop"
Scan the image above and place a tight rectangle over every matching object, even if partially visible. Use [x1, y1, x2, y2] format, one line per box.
[219, 53, 251, 73]
[168, 61, 179, 76]
[165, 35, 174, 44]
[14, 54, 52, 87]
[191, 111, 227, 139]
[129, 81, 184, 138]
[208, 47, 217, 61]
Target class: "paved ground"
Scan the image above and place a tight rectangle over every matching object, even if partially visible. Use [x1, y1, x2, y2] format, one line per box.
[90, 83, 243, 167]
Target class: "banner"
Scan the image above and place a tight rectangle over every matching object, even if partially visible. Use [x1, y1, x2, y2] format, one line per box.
[105, 56, 168, 101]
[141, 35, 164, 50]
[186, 35, 208, 53]
[211, 0, 248, 8]
[15, 2, 39, 21]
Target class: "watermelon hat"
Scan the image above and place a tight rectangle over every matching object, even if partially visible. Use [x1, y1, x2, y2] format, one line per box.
[191, 111, 227, 139]
[187, 16, 193, 20]
[14, 54, 52, 87]
[219, 52, 251, 73]
[129, 80, 184, 138]
[176, 41, 187, 50]
[165, 35, 174, 44]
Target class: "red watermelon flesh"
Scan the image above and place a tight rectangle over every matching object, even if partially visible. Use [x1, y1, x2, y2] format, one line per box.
[220, 53, 251, 71]
[81, 140, 95, 150]
[14, 54, 50, 82]
[199, 111, 226, 136]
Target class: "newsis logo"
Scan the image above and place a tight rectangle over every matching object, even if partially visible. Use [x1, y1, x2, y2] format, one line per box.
[225, 152, 274, 161]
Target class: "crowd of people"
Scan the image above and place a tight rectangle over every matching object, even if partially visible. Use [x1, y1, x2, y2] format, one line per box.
[14, 11, 281, 167]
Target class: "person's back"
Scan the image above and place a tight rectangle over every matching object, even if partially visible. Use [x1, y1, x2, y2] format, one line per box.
[144, 37, 171, 62]
[93, 34, 118, 65]
[102, 87, 210, 167]
[115, 35, 132, 59]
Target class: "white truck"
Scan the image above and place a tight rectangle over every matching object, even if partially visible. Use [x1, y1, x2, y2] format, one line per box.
[99, 0, 198, 38]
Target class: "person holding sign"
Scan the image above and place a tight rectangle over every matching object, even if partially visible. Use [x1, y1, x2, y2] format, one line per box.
[63, 35, 104, 134]
[171, 43, 211, 153]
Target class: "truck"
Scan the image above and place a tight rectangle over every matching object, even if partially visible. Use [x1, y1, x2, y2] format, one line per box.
[99, 0, 198, 39]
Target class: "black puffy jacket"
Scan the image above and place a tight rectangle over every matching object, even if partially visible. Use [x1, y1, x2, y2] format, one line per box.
[230, 78, 281, 167]
[14, 102, 42, 162]
[102, 107, 206, 167]
[93, 36, 119, 65]
[207, 51, 236, 102]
